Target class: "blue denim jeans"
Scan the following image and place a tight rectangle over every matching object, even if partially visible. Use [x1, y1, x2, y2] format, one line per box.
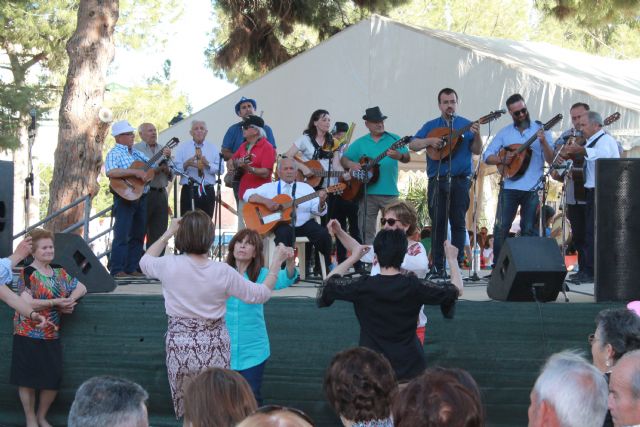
[428, 176, 471, 271]
[110, 194, 147, 275]
[492, 189, 539, 266]
[237, 360, 267, 405]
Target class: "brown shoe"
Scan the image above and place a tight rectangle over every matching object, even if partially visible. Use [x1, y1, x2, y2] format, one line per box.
[113, 272, 129, 278]
[127, 271, 145, 277]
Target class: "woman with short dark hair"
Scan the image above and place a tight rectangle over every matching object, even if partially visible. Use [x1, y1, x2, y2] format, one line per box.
[590, 307, 640, 426]
[140, 210, 293, 418]
[183, 367, 257, 427]
[324, 347, 397, 426]
[392, 368, 484, 427]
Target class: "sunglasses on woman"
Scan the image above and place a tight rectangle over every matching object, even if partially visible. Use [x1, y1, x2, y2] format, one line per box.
[254, 405, 315, 426]
[380, 217, 400, 226]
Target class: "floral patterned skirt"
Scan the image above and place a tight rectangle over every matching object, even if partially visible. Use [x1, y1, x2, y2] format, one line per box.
[166, 316, 230, 418]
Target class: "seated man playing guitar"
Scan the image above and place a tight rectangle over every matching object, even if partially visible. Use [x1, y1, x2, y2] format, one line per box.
[105, 120, 171, 277]
[243, 156, 332, 274]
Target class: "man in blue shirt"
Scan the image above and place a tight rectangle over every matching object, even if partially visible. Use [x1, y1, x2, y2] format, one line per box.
[410, 88, 481, 275]
[483, 94, 555, 267]
[105, 120, 170, 277]
[221, 97, 276, 204]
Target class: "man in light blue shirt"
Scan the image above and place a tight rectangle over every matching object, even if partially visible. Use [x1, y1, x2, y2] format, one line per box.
[483, 94, 555, 267]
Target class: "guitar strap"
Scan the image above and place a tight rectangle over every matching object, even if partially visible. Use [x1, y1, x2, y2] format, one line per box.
[586, 133, 604, 149]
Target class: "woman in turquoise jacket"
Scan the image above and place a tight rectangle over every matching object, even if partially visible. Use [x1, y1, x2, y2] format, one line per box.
[225, 228, 297, 404]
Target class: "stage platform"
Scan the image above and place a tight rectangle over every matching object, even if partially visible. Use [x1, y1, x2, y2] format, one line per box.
[0, 276, 615, 427]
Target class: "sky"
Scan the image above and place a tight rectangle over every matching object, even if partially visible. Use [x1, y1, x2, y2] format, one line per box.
[108, 0, 237, 113]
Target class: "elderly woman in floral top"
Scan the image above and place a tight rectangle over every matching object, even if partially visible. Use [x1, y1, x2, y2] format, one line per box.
[11, 228, 86, 427]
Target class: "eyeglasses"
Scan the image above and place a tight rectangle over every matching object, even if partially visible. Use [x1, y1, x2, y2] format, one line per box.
[512, 107, 528, 117]
[380, 217, 400, 226]
[588, 333, 596, 345]
[254, 405, 315, 426]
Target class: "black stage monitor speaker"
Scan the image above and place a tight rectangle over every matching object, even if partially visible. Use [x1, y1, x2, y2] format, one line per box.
[595, 159, 640, 302]
[52, 233, 116, 293]
[0, 161, 14, 258]
[487, 237, 567, 302]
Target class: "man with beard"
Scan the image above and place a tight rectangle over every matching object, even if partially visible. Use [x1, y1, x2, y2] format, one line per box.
[483, 94, 554, 267]
[410, 88, 481, 275]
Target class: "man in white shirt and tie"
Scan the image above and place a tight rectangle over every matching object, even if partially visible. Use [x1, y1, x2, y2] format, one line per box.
[244, 156, 332, 270]
[561, 111, 620, 283]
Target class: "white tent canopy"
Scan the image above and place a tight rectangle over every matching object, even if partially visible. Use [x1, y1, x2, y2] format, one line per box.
[160, 14, 640, 163]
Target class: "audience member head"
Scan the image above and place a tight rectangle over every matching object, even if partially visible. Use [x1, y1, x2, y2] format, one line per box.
[381, 200, 419, 237]
[183, 368, 257, 427]
[591, 307, 640, 373]
[237, 406, 314, 427]
[608, 350, 640, 427]
[528, 351, 608, 427]
[373, 229, 407, 270]
[174, 209, 215, 255]
[226, 228, 265, 282]
[27, 228, 55, 264]
[324, 347, 397, 425]
[420, 226, 432, 240]
[68, 376, 149, 427]
[392, 368, 484, 427]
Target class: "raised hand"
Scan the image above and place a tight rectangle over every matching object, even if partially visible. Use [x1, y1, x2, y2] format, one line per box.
[327, 219, 342, 236]
[14, 237, 33, 262]
[443, 240, 459, 261]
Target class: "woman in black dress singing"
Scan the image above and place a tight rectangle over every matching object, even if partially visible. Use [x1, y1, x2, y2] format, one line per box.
[318, 228, 463, 382]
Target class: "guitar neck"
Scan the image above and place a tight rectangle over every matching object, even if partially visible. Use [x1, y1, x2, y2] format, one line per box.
[369, 137, 408, 167]
[281, 191, 320, 209]
[144, 150, 166, 170]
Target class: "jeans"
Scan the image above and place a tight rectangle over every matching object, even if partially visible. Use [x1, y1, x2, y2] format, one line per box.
[237, 361, 267, 406]
[110, 194, 147, 275]
[428, 176, 470, 271]
[492, 189, 539, 266]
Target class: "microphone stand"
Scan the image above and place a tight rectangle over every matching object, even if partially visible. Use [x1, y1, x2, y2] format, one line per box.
[167, 160, 199, 212]
[213, 153, 224, 261]
[24, 110, 36, 229]
[529, 144, 565, 237]
[557, 161, 572, 302]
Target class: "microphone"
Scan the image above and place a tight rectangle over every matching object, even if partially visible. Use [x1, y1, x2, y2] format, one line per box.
[29, 109, 37, 131]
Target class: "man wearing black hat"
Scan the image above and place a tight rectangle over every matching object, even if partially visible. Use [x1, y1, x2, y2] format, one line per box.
[231, 115, 277, 229]
[409, 88, 481, 274]
[341, 106, 410, 244]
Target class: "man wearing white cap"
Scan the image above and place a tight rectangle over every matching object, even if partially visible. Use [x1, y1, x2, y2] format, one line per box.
[105, 120, 170, 277]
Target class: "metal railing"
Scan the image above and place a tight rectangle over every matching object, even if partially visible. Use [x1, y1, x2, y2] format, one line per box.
[13, 194, 114, 260]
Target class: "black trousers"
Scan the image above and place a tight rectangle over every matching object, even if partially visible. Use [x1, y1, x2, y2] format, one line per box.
[328, 195, 361, 263]
[180, 184, 215, 218]
[146, 188, 169, 250]
[273, 219, 332, 268]
[584, 189, 595, 277]
[566, 203, 586, 271]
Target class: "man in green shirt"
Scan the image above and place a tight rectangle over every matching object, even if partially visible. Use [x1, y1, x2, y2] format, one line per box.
[341, 106, 410, 244]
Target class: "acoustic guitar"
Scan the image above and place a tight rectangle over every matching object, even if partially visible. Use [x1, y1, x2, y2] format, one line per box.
[109, 137, 180, 201]
[340, 136, 412, 201]
[243, 183, 346, 236]
[426, 110, 506, 161]
[497, 114, 563, 179]
[295, 159, 367, 190]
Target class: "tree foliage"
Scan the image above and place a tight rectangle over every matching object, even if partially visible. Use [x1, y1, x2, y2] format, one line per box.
[207, 0, 640, 84]
[207, 0, 412, 85]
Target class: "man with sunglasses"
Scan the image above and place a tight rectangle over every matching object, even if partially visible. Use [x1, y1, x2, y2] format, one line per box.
[231, 115, 276, 229]
[410, 88, 481, 275]
[105, 120, 170, 277]
[222, 97, 276, 204]
[483, 94, 555, 268]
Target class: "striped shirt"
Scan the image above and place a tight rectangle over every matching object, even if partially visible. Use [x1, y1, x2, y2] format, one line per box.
[105, 143, 150, 193]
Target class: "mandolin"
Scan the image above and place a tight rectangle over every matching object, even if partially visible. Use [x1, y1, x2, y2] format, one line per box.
[243, 183, 346, 236]
[426, 110, 506, 161]
[109, 137, 180, 201]
[497, 115, 563, 179]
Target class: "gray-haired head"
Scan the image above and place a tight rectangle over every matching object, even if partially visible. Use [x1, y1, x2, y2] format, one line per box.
[531, 351, 608, 427]
[586, 111, 604, 127]
[68, 376, 149, 427]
